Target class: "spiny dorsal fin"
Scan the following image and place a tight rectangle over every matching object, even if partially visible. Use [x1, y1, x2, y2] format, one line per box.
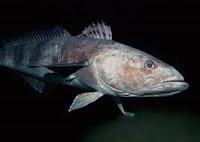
[3, 26, 70, 47]
[79, 22, 112, 40]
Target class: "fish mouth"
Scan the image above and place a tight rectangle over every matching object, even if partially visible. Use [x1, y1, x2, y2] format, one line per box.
[162, 79, 189, 91]
[141, 79, 189, 97]
[163, 79, 185, 83]
[100, 75, 189, 98]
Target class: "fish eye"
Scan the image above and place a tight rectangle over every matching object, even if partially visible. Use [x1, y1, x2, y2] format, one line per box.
[145, 60, 155, 70]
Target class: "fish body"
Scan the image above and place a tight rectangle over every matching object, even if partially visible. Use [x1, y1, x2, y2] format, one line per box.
[0, 23, 189, 116]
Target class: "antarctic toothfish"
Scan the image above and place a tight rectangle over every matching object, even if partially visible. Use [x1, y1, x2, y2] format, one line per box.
[0, 22, 189, 116]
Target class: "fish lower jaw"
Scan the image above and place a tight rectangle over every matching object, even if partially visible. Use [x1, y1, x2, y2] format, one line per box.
[141, 91, 181, 97]
[140, 81, 189, 97]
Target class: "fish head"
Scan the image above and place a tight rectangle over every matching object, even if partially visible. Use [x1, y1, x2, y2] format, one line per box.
[127, 54, 189, 97]
[97, 44, 189, 97]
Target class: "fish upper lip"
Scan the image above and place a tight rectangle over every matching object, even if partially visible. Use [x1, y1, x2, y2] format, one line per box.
[162, 79, 189, 91]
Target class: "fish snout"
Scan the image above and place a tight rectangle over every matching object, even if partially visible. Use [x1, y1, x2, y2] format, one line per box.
[162, 69, 189, 91]
[171, 66, 185, 81]
[162, 65, 184, 82]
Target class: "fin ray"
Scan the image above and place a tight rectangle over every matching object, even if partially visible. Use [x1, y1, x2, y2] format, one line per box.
[78, 22, 112, 40]
[3, 26, 70, 47]
[22, 75, 55, 95]
[68, 91, 104, 112]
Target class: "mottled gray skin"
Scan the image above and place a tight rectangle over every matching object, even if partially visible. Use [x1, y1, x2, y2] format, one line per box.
[0, 33, 189, 116]
[1, 36, 188, 95]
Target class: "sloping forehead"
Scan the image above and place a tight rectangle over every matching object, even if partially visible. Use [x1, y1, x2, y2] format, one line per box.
[122, 45, 169, 65]
[103, 42, 153, 58]
[100, 42, 169, 66]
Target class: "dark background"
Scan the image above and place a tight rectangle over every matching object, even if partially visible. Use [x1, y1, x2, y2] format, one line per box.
[0, 0, 199, 141]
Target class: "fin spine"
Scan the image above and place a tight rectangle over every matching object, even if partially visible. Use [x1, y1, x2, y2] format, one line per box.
[78, 21, 112, 40]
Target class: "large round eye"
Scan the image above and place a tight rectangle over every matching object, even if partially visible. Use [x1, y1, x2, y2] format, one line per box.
[145, 60, 155, 70]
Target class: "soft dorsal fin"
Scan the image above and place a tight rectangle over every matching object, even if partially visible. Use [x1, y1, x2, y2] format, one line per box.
[79, 22, 112, 40]
[3, 26, 70, 47]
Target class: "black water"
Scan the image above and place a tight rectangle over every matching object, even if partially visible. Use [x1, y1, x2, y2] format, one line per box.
[0, 0, 199, 142]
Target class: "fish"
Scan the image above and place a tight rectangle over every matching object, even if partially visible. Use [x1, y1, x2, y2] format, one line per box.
[0, 22, 189, 117]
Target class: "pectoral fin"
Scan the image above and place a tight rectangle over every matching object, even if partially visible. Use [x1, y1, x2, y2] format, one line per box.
[68, 91, 104, 112]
